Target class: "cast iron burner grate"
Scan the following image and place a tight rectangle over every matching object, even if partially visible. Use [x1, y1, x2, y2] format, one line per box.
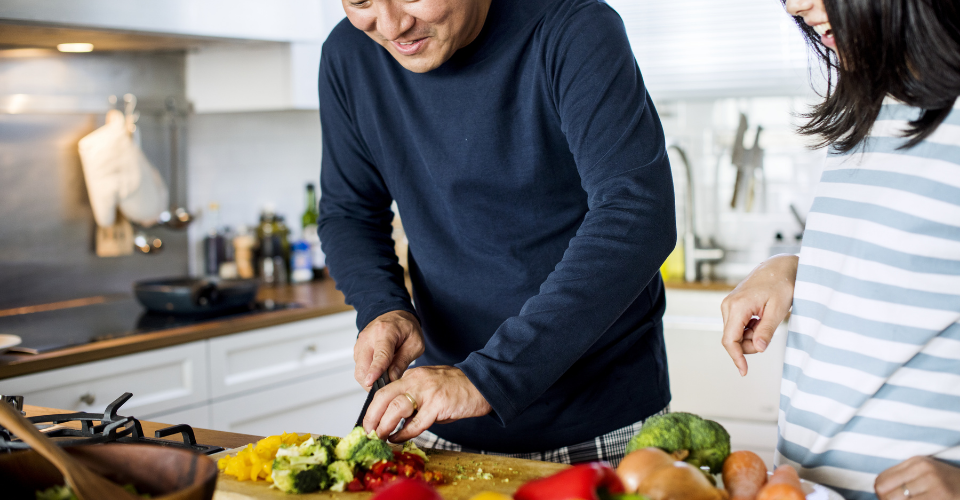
[0, 392, 224, 455]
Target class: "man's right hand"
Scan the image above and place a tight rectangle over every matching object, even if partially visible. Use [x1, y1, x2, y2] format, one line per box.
[720, 254, 799, 377]
[354, 310, 425, 388]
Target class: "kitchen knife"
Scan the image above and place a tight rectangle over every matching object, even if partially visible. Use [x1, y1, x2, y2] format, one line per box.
[355, 371, 391, 429]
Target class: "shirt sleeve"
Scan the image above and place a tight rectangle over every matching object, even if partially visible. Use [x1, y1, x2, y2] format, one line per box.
[317, 47, 418, 332]
[456, 3, 677, 425]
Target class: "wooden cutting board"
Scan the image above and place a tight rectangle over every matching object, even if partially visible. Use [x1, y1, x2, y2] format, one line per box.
[209, 445, 569, 500]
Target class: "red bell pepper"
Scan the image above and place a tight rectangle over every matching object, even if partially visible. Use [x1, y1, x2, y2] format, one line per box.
[369, 478, 442, 500]
[514, 463, 625, 500]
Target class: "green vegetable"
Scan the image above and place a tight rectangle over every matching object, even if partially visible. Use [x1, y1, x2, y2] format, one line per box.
[271, 464, 327, 494]
[36, 484, 149, 500]
[326, 460, 355, 492]
[625, 412, 730, 473]
[334, 426, 370, 461]
[402, 441, 429, 462]
[35, 485, 76, 500]
[686, 417, 731, 472]
[276, 438, 331, 467]
[352, 436, 393, 468]
[626, 413, 692, 455]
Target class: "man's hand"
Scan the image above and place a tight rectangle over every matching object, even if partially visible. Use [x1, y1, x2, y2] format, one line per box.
[354, 310, 425, 388]
[720, 254, 798, 376]
[362, 365, 492, 442]
[876, 456, 960, 499]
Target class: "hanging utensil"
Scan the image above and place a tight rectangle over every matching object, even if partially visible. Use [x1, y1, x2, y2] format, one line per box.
[158, 97, 194, 229]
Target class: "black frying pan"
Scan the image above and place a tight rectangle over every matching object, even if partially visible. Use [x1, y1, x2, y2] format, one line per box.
[133, 277, 259, 315]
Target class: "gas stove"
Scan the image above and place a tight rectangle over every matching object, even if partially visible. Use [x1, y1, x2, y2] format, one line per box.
[0, 393, 224, 455]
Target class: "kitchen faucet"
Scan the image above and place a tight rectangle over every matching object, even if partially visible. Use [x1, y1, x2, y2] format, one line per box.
[667, 142, 725, 282]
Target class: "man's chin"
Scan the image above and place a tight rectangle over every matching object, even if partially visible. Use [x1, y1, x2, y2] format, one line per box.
[389, 51, 447, 74]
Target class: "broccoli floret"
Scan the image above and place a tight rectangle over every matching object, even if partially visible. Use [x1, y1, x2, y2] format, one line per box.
[275, 438, 331, 467]
[271, 464, 327, 494]
[317, 435, 340, 452]
[326, 460, 355, 492]
[334, 426, 370, 461]
[686, 417, 731, 472]
[626, 413, 693, 455]
[402, 441, 429, 462]
[352, 436, 393, 468]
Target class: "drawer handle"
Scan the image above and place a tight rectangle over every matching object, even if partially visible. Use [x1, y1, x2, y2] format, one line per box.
[304, 344, 318, 354]
[79, 393, 96, 406]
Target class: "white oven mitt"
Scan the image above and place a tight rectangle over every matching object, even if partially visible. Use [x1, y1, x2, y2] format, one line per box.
[78, 109, 168, 227]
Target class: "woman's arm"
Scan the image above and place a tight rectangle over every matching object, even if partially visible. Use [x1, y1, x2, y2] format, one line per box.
[720, 254, 799, 376]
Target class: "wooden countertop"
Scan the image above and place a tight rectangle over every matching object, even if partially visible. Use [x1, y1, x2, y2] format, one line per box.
[663, 280, 738, 292]
[23, 404, 263, 451]
[0, 279, 353, 380]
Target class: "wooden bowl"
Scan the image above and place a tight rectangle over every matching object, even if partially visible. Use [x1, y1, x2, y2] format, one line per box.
[0, 444, 218, 500]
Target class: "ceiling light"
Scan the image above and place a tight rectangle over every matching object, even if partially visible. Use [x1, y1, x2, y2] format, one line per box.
[57, 43, 94, 53]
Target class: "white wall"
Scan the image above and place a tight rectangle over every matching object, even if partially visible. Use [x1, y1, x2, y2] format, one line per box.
[186, 110, 322, 274]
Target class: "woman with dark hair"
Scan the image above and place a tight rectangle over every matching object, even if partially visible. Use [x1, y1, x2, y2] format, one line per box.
[720, 0, 960, 499]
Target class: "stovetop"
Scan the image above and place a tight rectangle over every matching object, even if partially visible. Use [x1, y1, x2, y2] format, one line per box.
[0, 393, 224, 455]
[0, 295, 301, 354]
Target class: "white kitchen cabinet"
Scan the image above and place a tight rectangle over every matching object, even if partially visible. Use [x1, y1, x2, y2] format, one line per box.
[143, 404, 212, 430]
[207, 311, 357, 398]
[0, 0, 327, 43]
[663, 288, 787, 465]
[208, 367, 366, 437]
[0, 341, 210, 418]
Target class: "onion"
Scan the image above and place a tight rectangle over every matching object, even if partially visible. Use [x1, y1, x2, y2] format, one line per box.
[616, 447, 676, 493]
[639, 461, 725, 500]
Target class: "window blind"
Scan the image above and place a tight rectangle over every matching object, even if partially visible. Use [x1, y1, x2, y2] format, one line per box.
[605, 0, 812, 99]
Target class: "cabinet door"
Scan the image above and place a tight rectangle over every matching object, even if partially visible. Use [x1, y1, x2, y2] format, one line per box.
[663, 289, 787, 423]
[209, 368, 366, 437]
[143, 404, 212, 430]
[0, 341, 209, 417]
[208, 311, 358, 399]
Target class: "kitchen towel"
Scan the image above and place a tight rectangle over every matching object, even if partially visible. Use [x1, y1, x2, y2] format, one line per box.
[78, 109, 168, 227]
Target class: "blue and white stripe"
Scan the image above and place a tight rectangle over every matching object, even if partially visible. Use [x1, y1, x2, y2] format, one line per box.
[776, 97, 960, 500]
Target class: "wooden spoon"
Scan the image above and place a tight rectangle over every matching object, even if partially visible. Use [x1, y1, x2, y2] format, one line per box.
[0, 401, 140, 500]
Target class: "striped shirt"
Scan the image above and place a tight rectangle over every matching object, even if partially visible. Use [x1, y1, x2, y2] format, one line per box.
[776, 97, 960, 500]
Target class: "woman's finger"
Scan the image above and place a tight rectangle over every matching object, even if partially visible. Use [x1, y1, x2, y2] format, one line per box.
[721, 302, 754, 376]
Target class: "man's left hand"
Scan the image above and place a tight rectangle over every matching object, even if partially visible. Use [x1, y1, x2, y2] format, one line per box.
[361, 365, 492, 442]
[876, 456, 960, 500]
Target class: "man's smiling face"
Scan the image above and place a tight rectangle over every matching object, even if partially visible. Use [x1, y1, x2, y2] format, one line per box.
[342, 0, 491, 73]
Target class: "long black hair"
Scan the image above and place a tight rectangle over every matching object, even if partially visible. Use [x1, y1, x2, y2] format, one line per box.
[786, 0, 960, 152]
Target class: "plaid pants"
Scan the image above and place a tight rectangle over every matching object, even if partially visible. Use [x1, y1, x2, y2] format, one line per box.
[412, 407, 667, 467]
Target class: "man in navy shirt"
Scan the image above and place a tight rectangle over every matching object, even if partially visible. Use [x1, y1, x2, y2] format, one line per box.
[319, 0, 676, 462]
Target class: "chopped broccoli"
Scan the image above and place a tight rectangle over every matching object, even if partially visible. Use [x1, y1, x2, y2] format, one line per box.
[625, 412, 731, 473]
[275, 438, 331, 467]
[687, 417, 731, 472]
[352, 436, 393, 468]
[326, 460, 355, 492]
[402, 441, 429, 462]
[334, 426, 370, 461]
[271, 464, 327, 494]
[317, 435, 340, 451]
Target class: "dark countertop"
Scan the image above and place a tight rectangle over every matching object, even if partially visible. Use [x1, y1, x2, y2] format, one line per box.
[0, 278, 352, 380]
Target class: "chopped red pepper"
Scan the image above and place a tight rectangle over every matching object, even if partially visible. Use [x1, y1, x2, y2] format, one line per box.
[346, 477, 365, 492]
[514, 463, 625, 500]
[369, 478, 442, 500]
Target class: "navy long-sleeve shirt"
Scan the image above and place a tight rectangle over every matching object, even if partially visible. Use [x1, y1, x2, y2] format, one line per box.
[318, 0, 676, 453]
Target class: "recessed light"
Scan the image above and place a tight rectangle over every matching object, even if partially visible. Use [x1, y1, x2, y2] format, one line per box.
[57, 43, 94, 53]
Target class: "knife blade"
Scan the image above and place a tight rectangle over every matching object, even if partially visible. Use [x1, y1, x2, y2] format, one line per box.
[355, 371, 391, 429]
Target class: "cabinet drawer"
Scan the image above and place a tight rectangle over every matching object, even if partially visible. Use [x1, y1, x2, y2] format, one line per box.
[209, 368, 366, 436]
[208, 312, 357, 398]
[0, 341, 209, 417]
